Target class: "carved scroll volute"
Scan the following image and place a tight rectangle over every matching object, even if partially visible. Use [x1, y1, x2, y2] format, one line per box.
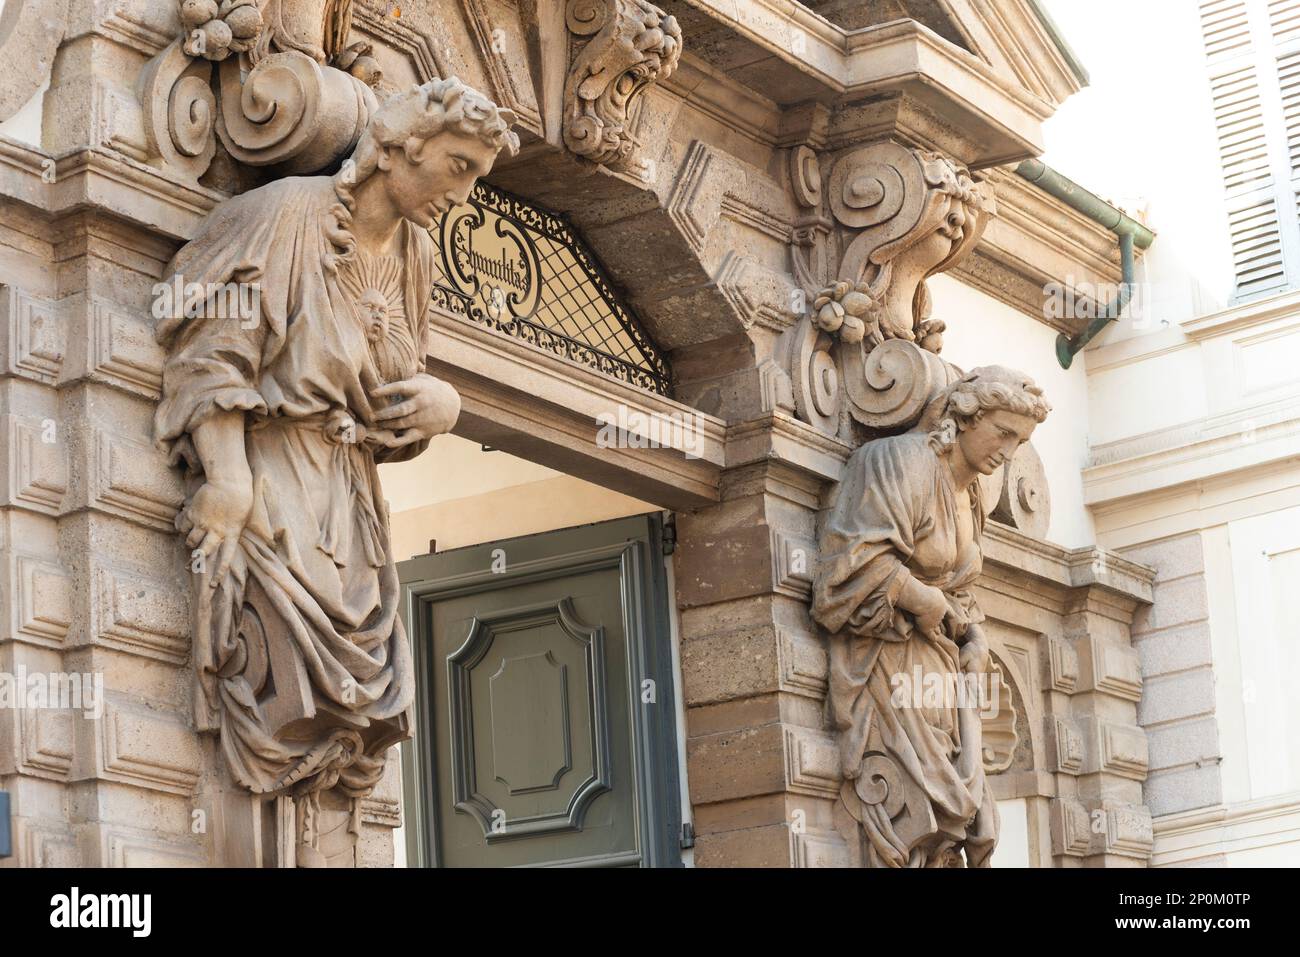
[828, 142, 994, 344]
[841, 338, 961, 432]
[563, 0, 682, 168]
[216, 51, 376, 174]
[140, 41, 218, 181]
[139, 0, 380, 182]
[986, 441, 1052, 538]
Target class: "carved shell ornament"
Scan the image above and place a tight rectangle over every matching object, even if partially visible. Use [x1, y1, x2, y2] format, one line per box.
[563, 0, 682, 167]
[140, 0, 383, 182]
[784, 142, 996, 439]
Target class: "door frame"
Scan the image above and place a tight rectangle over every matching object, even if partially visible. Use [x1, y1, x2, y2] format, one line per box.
[397, 513, 683, 867]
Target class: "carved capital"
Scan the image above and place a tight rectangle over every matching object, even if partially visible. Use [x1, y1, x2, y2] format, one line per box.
[563, 0, 681, 168]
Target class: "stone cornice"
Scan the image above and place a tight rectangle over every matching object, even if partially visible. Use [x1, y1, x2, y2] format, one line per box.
[669, 0, 1086, 165]
[1151, 790, 1300, 866]
[1084, 395, 1300, 509]
[982, 521, 1155, 606]
[952, 164, 1129, 332]
[0, 138, 219, 240]
[1183, 288, 1300, 340]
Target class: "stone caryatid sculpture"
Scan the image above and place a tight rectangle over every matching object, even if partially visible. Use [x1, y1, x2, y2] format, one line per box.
[153, 77, 519, 865]
[810, 367, 1050, 867]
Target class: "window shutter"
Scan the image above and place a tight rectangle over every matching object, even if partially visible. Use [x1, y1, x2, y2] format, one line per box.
[1210, 65, 1272, 191]
[1229, 199, 1288, 295]
[1269, 0, 1300, 43]
[1203, 0, 1254, 60]
[1200, 0, 1300, 300]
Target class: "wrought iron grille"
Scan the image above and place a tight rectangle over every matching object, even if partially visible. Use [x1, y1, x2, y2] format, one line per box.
[431, 182, 672, 396]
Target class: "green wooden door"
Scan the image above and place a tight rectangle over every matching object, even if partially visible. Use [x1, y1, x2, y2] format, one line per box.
[398, 514, 682, 867]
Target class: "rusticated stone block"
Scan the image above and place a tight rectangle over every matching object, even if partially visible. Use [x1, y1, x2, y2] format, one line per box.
[687, 722, 786, 806]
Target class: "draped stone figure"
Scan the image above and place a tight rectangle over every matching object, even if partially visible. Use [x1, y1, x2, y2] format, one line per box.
[811, 367, 1050, 867]
[153, 77, 518, 864]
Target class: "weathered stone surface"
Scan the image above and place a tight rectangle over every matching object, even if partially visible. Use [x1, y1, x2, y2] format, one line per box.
[151, 74, 519, 866]
[811, 366, 1051, 867]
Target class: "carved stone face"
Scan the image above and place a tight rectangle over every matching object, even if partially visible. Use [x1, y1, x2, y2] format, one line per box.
[381, 130, 501, 229]
[359, 289, 387, 344]
[957, 408, 1038, 476]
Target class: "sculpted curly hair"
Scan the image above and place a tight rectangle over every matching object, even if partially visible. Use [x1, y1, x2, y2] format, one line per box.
[927, 366, 1051, 455]
[326, 77, 520, 271]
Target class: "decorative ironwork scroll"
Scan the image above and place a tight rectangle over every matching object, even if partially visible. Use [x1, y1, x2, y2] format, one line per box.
[432, 182, 672, 396]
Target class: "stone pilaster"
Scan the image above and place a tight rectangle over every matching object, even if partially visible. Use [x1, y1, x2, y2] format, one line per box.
[1044, 557, 1156, 867]
[673, 413, 850, 867]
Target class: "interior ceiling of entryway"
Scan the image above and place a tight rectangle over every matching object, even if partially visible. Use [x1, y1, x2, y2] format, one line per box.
[430, 182, 673, 396]
[796, 0, 971, 48]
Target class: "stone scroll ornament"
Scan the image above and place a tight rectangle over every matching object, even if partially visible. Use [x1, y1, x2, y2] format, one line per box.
[139, 0, 387, 181]
[563, 0, 682, 167]
[153, 78, 519, 866]
[810, 368, 1051, 867]
[785, 142, 996, 438]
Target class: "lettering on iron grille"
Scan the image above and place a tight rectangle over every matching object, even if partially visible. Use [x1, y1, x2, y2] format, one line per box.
[432, 181, 672, 397]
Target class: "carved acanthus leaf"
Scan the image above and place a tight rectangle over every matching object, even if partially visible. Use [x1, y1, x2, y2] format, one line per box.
[563, 0, 682, 168]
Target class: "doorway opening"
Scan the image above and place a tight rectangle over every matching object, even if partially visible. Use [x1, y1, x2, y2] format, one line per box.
[384, 435, 690, 867]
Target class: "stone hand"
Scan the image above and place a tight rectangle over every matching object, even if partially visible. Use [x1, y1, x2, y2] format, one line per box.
[959, 625, 991, 673]
[370, 373, 461, 448]
[178, 475, 252, 586]
[901, 577, 949, 637]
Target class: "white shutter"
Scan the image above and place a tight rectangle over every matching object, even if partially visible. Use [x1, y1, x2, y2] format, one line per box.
[1269, 0, 1300, 43]
[1228, 199, 1288, 296]
[1200, 0, 1300, 300]
[1279, 49, 1300, 176]
[1210, 65, 1273, 191]
[1203, 0, 1255, 60]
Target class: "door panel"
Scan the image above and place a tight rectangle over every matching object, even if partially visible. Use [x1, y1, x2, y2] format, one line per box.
[399, 515, 680, 867]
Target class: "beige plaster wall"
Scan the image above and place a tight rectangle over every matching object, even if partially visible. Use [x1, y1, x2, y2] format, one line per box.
[379, 434, 658, 560]
[1086, 292, 1300, 867]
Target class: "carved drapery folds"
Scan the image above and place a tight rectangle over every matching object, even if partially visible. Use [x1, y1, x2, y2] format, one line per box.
[784, 142, 995, 440]
[140, 0, 383, 181]
[563, 0, 681, 168]
[810, 367, 1052, 866]
[152, 75, 519, 865]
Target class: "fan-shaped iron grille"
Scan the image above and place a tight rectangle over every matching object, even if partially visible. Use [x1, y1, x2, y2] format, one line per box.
[431, 182, 671, 396]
